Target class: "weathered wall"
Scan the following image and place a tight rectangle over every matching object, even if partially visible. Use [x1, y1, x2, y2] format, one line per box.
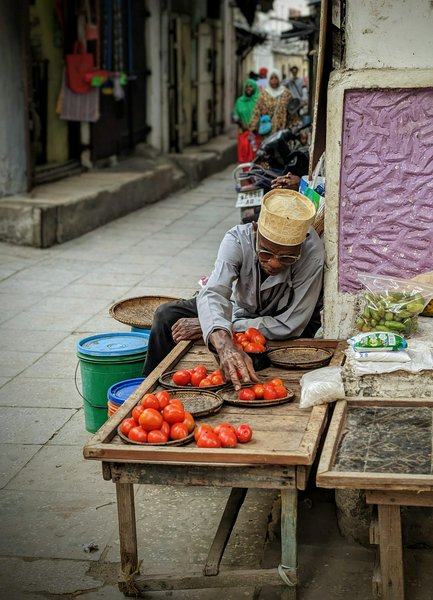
[0, 2, 27, 197]
[324, 69, 433, 339]
[324, 0, 433, 338]
[345, 0, 433, 70]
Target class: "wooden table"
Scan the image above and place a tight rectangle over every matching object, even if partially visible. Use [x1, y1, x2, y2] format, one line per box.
[84, 339, 345, 598]
[316, 397, 433, 600]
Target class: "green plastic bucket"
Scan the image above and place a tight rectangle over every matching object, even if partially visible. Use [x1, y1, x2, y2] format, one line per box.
[76, 333, 149, 433]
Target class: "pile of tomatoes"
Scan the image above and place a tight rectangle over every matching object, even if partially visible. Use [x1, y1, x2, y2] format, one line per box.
[194, 422, 253, 448]
[238, 378, 288, 401]
[119, 390, 194, 444]
[171, 365, 225, 388]
[233, 327, 267, 353]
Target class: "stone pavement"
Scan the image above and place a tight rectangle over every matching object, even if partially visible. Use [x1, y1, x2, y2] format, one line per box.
[0, 166, 432, 599]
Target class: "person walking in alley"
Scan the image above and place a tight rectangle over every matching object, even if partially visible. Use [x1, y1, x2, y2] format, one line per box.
[249, 68, 293, 137]
[232, 78, 261, 163]
[283, 65, 308, 110]
[142, 190, 324, 390]
[256, 67, 268, 90]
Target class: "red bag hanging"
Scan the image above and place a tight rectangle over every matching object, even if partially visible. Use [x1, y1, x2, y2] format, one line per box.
[237, 131, 259, 163]
[66, 42, 94, 94]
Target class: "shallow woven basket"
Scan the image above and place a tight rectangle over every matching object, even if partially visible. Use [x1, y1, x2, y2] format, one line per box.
[109, 295, 178, 329]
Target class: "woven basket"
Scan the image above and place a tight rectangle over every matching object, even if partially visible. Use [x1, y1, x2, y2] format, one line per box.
[109, 295, 178, 329]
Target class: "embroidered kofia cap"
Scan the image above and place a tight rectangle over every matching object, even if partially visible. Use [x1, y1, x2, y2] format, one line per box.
[257, 189, 316, 246]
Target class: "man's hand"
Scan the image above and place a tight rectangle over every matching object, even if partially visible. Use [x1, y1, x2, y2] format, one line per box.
[209, 330, 259, 391]
[271, 173, 300, 190]
[171, 318, 203, 343]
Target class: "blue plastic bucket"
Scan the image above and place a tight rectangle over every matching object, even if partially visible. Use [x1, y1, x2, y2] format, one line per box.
[76, 332, 149, 433]
[107, 377, 145, 416]
[131, 327, 151, 335]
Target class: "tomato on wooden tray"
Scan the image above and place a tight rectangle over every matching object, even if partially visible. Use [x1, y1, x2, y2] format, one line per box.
[147, 429, 169, 444]
[128, 426, 148, 443]
[139, 408, 164, 431]
[235, 424, 253, 443]
[196, 432, 222, 448]
[170, 422, 189, 440]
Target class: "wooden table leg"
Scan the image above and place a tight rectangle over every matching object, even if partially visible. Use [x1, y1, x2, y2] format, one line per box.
[204, 487, 248, 576]
[116, 482, 139, 593]
[279, 488, 297, 599]
[377, 504, 404, 600]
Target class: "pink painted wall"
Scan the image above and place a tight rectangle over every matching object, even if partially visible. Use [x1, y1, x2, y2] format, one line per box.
[338, 88, 433, 293]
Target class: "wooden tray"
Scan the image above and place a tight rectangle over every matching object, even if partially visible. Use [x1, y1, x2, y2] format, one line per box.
[217, 385, 295, 408]
[118, 427, 195, 447]
[159, 370, 228, 392]
[268, 346, 333, 369]
[165, 389, 223, 418]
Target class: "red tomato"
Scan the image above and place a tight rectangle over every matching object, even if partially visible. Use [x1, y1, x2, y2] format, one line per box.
[210, 369, 223, 378]
[172, 370, 191, 386]
[269, 378, 284, 387]
[160, 420, 171, 438]
[163, 403, 185, 424]
[132, 405, 145, 423]
[198, 377, 213, 387]
[251, 332, 266, 345]
[147, 429, 169, 443]
[210, 374, 224, 385]
[193, 365, 208, 377]
[155, 390, 171, 410]
[139, 408, 164, 431]
[252, 384, 265, 399]
[218, 429, 238, 448]
[182, 411, 195, 433]
[196, 432, 222, 448]
[263, 385, 278, 400]
[128, 426, 148, 443]
[140, 394, 160, 410]
[120, 417, 136, 436]
[236, 333, 250, 344]
[244, 342, 265, 353]
[191, 371, 206, 387]
[238, 388, 256, 401]
[194, 424, 214, 442]
[245, 327, 261, 340]
[273, 385, 288, 399]
[169, 398, 184, 409]
[235, 424, 253, 443]
[170, 422, 189, 440]
[213, 423, 236, 436]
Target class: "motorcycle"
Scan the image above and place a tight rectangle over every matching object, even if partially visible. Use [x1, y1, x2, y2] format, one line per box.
[233, 122, 310, 223]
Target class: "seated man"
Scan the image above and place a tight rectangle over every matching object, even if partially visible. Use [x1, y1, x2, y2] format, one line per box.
[142, 190, 324, 389]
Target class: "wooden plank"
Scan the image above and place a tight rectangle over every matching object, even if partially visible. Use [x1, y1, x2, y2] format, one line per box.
[377, 504, 404, 600]
[124, 567, 290, 593]
[280, 488, 298, 587]
[370, 514, 380, 545]
[316, 470, 433, 491]
[298, 404, 329, 465]
[316, 400, 347, 481]
[296, 465, 311, 491]
[204, 488, 247, 576]
[116, 483, 138, 581]
[366, 490, 433, 508]
[372, 550, 382, 598]
[101, 462, 112, 481]
[110, 462, 296, 489]
[345, 397, 433, 407]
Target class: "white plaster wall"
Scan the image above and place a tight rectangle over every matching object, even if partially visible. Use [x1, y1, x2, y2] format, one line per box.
[346, 0, 433, 69]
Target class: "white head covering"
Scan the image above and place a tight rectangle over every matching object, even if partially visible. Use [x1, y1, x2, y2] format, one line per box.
[265, 68, 285, 98]
[258, 189, 316, 246]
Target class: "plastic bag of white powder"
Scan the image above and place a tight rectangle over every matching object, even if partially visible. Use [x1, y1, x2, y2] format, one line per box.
[300, 367, 345, 408]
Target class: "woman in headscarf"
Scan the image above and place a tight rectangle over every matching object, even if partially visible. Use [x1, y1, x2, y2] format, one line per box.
[233, 78, 261, 163]
[249, 68, 293, 137]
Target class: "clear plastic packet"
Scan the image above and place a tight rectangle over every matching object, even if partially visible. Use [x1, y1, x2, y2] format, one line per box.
[299, 367, 345, 409]
[348, 331, 407, 352]
[355, 273, 433, 337]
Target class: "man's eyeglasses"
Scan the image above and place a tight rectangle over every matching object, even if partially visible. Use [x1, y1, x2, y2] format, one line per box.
[255, 238, 301, 265]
